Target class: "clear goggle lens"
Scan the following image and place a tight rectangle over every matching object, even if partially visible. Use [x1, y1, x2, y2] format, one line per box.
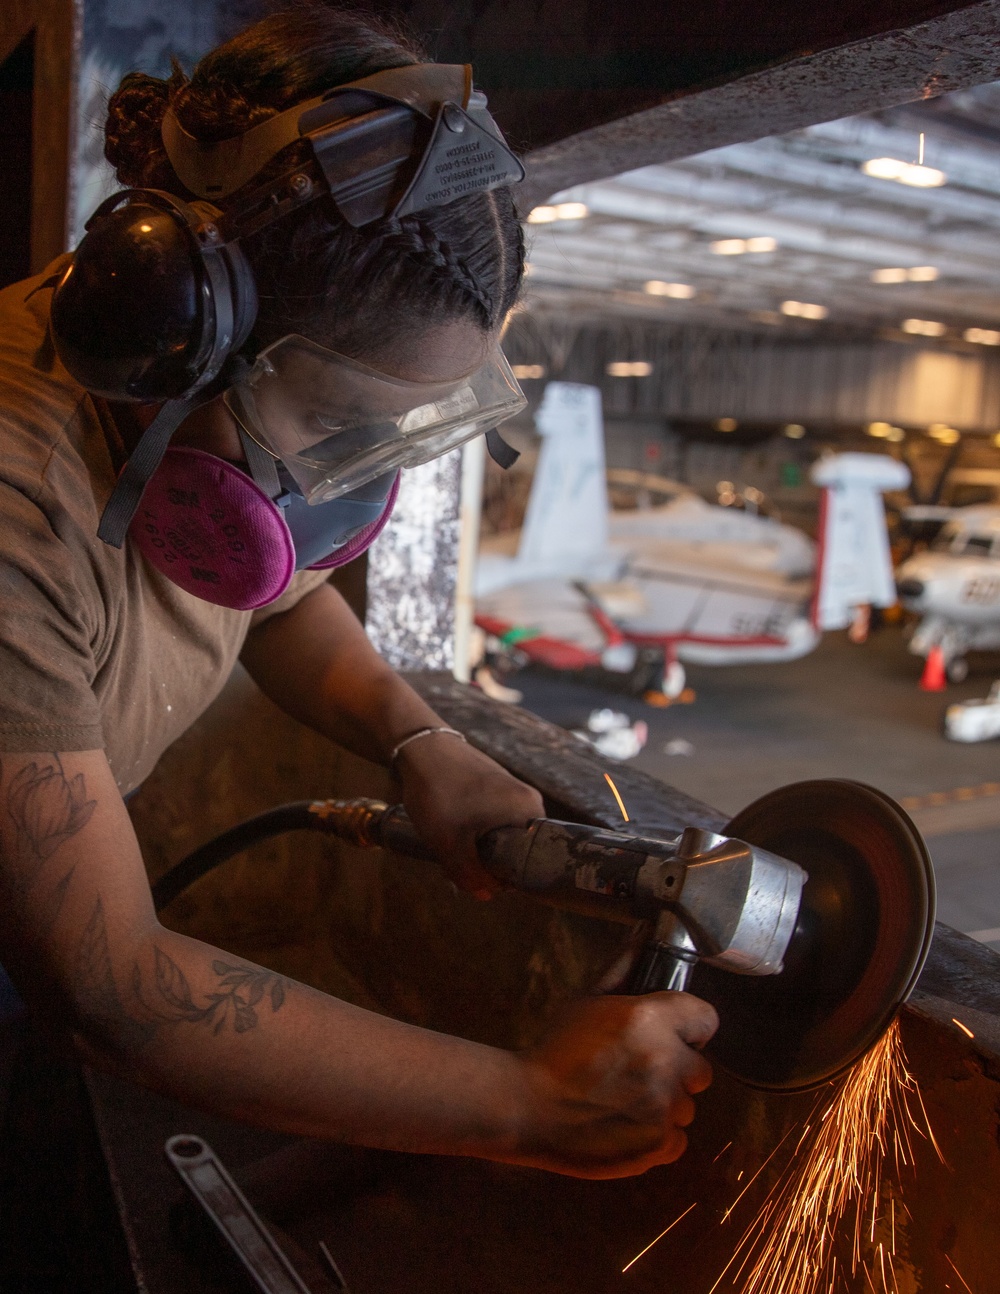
[224, 335, 526, 504]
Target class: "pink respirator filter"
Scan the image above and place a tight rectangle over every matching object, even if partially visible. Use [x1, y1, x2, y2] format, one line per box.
[128, 447, 300, 610]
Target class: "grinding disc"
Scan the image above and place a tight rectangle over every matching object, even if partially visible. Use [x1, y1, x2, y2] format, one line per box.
[691, 779, 935, 1092]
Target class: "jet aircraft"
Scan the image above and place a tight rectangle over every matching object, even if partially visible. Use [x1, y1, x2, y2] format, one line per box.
[897, 506, 1000, 682]
[475, 382, 905, 695]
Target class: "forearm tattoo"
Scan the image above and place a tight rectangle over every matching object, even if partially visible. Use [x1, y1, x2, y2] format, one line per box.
[133, 949, 288, 1035]
[1, 756, 289, 1050]
[76, 898, 156, 1052]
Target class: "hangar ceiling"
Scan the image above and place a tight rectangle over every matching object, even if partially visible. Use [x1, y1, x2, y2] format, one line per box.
[522, 82, 1000, 344]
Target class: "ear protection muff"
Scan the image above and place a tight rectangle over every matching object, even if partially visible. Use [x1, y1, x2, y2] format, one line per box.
[50, 189, 258, 402]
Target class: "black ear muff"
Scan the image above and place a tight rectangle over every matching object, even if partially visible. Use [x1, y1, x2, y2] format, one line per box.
[50, 189, 258, 402]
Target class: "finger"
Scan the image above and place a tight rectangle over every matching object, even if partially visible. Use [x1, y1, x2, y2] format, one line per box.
[450, 843, 502, 900]
[546, 1122, 689, 1180]
[653, 1125, 688, 1165]
[682, 1050, 714, 1095]
[672, 1093, 697, 1128]
[610, 1125, 690, 1177]
[656, 991, 720, 1048]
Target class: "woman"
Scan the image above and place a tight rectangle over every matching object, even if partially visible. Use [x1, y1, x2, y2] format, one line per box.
[0, 3, 716, 1181]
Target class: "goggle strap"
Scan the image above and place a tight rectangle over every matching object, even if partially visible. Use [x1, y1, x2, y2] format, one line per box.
[97, 398, 196, 548]
[236, 424, 283, 500]
[486, 427, 520, 469]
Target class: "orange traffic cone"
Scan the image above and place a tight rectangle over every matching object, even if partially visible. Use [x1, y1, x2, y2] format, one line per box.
[919, 644, 947, 692]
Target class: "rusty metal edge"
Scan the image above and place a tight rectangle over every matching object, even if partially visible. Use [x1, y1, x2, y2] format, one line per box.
[517, 0, 1000, 209]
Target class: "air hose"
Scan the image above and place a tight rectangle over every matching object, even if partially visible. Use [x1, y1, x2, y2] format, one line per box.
[151, 798, 434, 913]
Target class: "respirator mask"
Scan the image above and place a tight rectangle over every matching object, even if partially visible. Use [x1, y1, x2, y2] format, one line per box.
[47, 62, 526, 609]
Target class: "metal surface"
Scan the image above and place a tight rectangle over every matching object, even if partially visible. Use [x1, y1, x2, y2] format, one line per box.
[514, 0, 1000, 209]
[337, 0, 1000, 167]
[694, 779, 937, 1091]
[165, 1134, 314, 1294]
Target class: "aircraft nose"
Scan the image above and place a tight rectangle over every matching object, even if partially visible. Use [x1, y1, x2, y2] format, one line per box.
[896, 577, 925, 599]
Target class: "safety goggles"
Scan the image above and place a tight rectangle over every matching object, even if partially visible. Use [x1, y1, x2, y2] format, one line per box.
[224, 335, 527, 505]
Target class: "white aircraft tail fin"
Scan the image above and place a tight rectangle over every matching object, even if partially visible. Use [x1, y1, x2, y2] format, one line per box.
[810, 453, 911, 630]
[518, 383, 608, 567]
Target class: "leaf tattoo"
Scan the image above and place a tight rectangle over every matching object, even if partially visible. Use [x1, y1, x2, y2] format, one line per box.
[6, 757, 96, 866]
[135, 949, 289, 1036]
[75, 899, 156, 1053]
[36, 865, 76, 938]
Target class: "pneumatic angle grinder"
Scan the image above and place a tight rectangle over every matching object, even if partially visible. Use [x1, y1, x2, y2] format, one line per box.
[153, 778, 936, 1092]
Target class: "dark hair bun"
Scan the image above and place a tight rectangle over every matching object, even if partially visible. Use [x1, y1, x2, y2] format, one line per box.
[104, 71, 177, 188]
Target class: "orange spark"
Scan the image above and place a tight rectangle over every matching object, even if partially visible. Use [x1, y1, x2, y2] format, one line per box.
[952, 1018, 975, 1039]
[704, 1019, 941, 1294]
[945, 1254, 975, 1293]
[621, 1202, 696, 1272]
[713, 1140, 733, 1164]
[604, 772, 630, 821]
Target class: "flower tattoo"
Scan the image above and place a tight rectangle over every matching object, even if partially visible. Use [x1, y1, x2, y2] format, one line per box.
[6, 757, 97, 863]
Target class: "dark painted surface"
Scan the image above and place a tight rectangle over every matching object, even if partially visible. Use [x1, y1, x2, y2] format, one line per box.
[517, 0, 1000, 207]
[355, 0, 993, 151]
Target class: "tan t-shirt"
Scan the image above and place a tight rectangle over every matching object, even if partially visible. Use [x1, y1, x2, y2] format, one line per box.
[0, 265, 331, 793]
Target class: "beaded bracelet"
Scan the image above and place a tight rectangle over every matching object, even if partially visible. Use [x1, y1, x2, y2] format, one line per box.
[389, 725, 467, 767]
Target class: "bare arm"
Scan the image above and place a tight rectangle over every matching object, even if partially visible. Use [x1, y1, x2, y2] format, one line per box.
[240, 582, 545, 895]
[239, 581, 444, 765]
[0, 749, 716, 1177]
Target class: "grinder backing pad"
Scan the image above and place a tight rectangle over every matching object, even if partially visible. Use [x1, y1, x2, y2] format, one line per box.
[691, 779, 935, 1092]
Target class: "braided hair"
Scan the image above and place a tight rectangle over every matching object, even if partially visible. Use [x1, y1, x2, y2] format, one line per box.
[102, 2, 525, 360]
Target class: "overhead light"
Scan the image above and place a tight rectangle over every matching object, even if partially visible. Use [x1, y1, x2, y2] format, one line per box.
[783, 424, 806, 439]
[965, 327, 1000, 346]
[709, 236, 778, 255]
[928, 423, 960, 444]
[511, 364, 546, 380]
[902, 318, 946, 336]
[644, 280, 695, 298]
[871, 266, 939, 284]
[871, 268, 908, 284]
[715, 417, 738, 432]
[781, 300, 828, 320]
[526, 202, 589, 224]
[606, 361, 652, 377]
[993, 433, 1000, 448]
[861, 157, 946, 187]
[867, 422, 906, 442]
